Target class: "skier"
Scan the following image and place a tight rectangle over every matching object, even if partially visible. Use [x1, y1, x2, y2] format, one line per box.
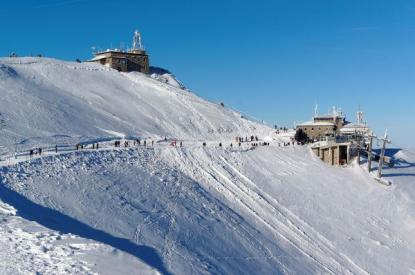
[96, 143, 99, 149]
[55, 145, 58, 153]
[219, 142, 222, 147]
[180, 141, 183, 147]
[38, 148, 42, 155]
[203, 142, 206, 147]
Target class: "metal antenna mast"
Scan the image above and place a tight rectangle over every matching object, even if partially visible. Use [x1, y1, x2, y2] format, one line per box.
[132, 30, 144, 50]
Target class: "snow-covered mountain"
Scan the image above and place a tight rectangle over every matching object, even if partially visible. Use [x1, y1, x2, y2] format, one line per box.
[0, 57, 272, 152]
[0, 57, 414, 275]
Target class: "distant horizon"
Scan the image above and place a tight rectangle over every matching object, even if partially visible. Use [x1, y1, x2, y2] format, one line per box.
[1, 0, 414, 148]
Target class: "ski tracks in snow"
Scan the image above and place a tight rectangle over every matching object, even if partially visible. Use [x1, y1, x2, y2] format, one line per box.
[172, 147, 369, 275]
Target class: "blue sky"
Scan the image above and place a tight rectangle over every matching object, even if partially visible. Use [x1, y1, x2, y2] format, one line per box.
[1, 0, 414, 148]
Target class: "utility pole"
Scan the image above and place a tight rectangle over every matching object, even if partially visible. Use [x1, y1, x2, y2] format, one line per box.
[367, 131, 375, 172]
[377, 130, 391, 179]
[355, 129, 361, 165]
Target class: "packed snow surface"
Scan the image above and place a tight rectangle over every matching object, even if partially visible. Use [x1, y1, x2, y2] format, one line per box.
[0, 57, 414, 274]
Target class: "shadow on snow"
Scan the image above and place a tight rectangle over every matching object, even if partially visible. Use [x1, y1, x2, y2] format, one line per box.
[0, 183, 172, 275]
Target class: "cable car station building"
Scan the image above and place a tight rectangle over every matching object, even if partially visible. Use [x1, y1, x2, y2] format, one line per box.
[296, 107, 347, 140]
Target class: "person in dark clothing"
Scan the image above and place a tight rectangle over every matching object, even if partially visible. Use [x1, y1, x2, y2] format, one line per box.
[96, 143, 99, 149]
[29, 149, 34, 157]
[219, 142, 222, 147]
[230, 143, 233, 148]
[144, 140, 147, 146]
[55, 145, 58, 153]
[239, 142, 241, 147]
[203, 142, 206, 147]
[38, 148, 42, 155]
[180, 141, 183, 147]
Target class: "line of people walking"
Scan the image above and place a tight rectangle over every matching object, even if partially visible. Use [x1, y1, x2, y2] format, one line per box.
[18, 134, 307, 162]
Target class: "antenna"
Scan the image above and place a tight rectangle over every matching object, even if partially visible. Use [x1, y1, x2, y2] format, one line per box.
[357, 110, 364, 125]
[132, 29, 144, 50]
[314, 103, 319, 117]
[332, 106, 337, 117]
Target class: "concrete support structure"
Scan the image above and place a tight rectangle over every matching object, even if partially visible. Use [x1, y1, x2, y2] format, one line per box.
[311, 142, 357, 166]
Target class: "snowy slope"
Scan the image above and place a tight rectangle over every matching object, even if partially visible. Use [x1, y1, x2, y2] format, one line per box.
[0, 57, 272, 152]
[0, 57, 414, 274]
[1, 145, 414, 274]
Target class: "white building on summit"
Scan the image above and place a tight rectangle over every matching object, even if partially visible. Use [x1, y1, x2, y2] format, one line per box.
[339, 110, 371, 136]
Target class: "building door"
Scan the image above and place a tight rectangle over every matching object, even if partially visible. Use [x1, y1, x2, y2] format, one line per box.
[339, 146, 348, 165]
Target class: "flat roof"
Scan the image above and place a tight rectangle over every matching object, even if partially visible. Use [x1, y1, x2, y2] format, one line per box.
[94, 49, 147, 56]
[297, 121, 335, 126]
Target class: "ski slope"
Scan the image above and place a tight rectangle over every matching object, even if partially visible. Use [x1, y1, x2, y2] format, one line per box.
[0, 57, 414, 274]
